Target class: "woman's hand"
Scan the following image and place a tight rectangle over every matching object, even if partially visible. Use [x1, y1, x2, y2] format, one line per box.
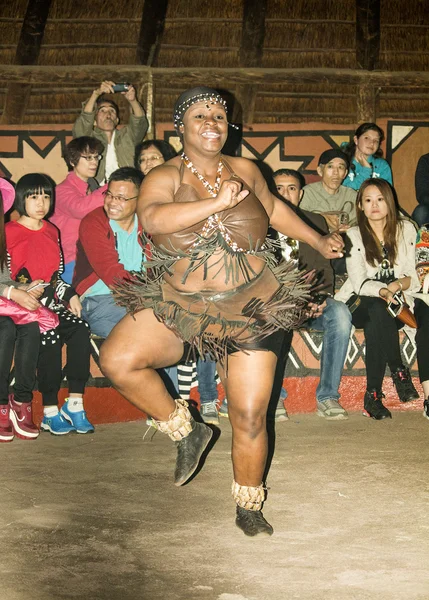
[379, 287, 399, 304]
[9, 288, 40, 311]
[26, 280, 46, 299]
[315, 231, 345, 259]
[69, 295, 82, 318]
[216, 178, 249, 211]
[355, 148, 371, 168]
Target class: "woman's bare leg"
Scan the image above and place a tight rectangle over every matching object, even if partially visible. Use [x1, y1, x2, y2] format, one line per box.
[221, 350, 277, 484]
[100, 309, 184, 420]
[218, 350, 277, 536]
[100, 309, 212, 486]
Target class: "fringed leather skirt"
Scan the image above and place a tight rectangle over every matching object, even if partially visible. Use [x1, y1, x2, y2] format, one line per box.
[114, 263, 310, 364]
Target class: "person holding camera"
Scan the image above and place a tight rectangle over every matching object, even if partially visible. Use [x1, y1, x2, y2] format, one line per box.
[73, 80, 148, 184]
[335, 178, 429, 420]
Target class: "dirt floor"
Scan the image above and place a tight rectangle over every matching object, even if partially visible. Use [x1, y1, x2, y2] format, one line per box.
[2, 411, 429, 600]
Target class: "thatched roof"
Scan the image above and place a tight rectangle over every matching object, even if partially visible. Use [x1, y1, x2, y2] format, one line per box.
[1, 0, 429, 126]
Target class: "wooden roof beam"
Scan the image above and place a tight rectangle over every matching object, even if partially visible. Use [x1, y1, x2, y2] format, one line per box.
[234, 0, 267, 127]
[136, 0, 169, 66]
[4, 66, 429, 88]
[355, 0, 380, 122]
[356, 0, 380, 70]
[136, 0, 169, 139]
[1, 0, 52, 125]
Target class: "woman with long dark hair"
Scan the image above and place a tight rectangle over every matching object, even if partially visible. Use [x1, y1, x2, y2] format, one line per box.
[100, 86, 344, 536]
[342, 123, 392, 190]
[336, 178, 429, 419]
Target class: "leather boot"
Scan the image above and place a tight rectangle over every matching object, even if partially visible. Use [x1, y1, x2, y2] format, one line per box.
[235, 506, 274, 537]
[151, 399, 213, 486]
[174, 421, 212, 486]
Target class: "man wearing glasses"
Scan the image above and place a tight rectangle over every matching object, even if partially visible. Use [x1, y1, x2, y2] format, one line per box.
[73, 167, 145, 339]
[73, 80, 148, 185]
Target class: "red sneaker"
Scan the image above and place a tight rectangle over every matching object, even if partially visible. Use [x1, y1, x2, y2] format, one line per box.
[0, 405, 14, 442]
[9, 395, 39, 440]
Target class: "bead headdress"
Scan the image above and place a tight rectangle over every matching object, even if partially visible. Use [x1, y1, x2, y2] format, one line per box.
[173, 86, 227, 131]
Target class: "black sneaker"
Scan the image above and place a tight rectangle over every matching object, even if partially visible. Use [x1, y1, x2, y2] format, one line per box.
[423, 399, 429, 420]
[391, 366, 419, 403]
[235, 506, 274, 537]
[363, 389, 392, 420]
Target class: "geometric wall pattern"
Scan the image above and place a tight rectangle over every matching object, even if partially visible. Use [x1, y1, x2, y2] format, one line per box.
[0, 120, 423, 387]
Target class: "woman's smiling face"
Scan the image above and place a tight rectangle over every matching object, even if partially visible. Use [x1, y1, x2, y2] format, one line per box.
[180, 101, 228, 153]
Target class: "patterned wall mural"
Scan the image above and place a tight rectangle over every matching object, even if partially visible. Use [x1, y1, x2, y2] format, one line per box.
[1, 120, 424, 386]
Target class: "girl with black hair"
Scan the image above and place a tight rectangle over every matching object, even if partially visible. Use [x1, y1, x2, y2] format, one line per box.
[0, 178, 42, 442]
[342, 123, 393, 190]
[5, 173, 93, 436]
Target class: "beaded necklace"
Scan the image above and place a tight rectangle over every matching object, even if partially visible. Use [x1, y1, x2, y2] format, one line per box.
[181, 153, 223, 197]
[180, 153, 244, 252]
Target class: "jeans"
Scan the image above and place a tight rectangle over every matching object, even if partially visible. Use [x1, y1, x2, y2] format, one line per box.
[81, 294, 127, 339]
[197, 356, 218, 404]
[306, 298, 352, 402]
[0, 318, 40, 404]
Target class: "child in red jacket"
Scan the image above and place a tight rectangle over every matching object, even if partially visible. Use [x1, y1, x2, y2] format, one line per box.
[6, 174, 93, 435]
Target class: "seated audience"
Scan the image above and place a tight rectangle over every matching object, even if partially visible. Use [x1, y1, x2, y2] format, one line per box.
[51, 136, 107, 283]
[300, 149, 357, 231]
[342, 123, 393, 190]
[335, 179, 429, 420]
[135, 139, 178, 175]
[73, 80, 148, 184]
[6, 174, 93, 435]
[412, 152, 429, 226]
[73, 167, 144, 337]
[274, 168, 352, 420]
[0, 179, 41, 442]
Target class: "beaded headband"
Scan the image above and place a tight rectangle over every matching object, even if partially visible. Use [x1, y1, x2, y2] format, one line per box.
[173, 87, 228, 131]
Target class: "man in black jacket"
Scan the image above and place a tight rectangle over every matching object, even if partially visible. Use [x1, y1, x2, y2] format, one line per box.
[273, 169, 352, 420]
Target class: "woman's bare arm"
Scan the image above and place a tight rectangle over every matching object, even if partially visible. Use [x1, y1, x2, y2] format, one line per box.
[138, 163, 248, 235]
[230, 157, 345, 259]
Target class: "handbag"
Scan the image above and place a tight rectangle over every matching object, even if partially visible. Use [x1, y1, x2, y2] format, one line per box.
[391, 299, 418, 329]
[345, 278, 372, 313]
[0, 297, 59, 332]
[346, 294, 361, 313]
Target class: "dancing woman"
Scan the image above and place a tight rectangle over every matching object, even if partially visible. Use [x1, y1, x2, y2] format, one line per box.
[100, 87, 344, 536]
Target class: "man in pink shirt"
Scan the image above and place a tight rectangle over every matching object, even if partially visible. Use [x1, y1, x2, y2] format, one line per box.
[51, 137, 107, 283]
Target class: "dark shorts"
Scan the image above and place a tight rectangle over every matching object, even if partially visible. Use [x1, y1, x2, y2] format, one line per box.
[181, 328, 286, 364]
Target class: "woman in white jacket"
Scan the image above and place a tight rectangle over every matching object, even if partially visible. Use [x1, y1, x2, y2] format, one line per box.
[336, 178, 429, 419]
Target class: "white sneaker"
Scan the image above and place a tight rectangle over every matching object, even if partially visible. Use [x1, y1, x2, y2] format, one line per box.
[200, 401, 219, 425]
[316, 399, 348, 421]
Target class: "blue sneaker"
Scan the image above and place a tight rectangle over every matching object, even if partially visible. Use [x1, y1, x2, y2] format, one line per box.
[41, 412, 75, 435]
[61, 401, 94, 434]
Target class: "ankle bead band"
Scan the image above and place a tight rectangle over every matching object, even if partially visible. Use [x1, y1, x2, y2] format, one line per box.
[152, 398, 193, 441]
[231, 480, 265, 511]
